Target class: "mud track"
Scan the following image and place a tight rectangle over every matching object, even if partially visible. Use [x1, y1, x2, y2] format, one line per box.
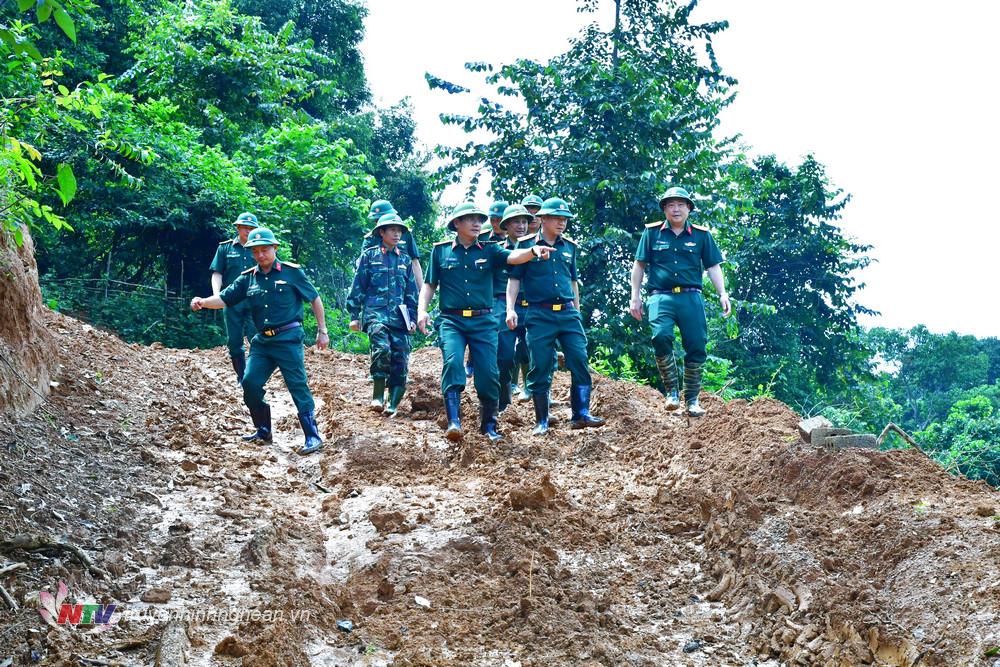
[1, 311, 998, 666]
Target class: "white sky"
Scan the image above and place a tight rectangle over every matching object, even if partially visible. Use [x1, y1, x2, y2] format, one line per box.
[360, 0, 999, 338]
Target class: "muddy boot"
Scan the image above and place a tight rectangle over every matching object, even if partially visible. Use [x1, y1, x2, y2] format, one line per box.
[370, 377, 386, 412]
[479, 400, 502, 443]
[444, 390, 463, 442]
[242, 404, 272, 443]
[684, 362, 705, 417]
[531, 393, 549, 436]
[230, 354, 246, 385]
[570, 385, 605, 429]
[517, 365, 531, 401]
[297, 411, 323, 455]
[384, 385, 405, 417]
[655, 355, 681, 410]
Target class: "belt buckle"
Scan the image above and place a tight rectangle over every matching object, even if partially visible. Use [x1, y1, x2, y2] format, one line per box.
[263, 328, 275, 337]
[462, 309, 473, 317]
[520, 300, 528, 307]
[552, 304, 562, 311]
[671, 286, 682, 294]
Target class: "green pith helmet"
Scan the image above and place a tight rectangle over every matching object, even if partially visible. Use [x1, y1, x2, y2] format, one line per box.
[234, 212, 259, 228]
[537, 197, 574, 218]
[500, 204, 534, 230]
[446, 202, 488, 231]
[488, 200, 509, 219]
[244, 227, 280, 248]
[520, 194, 544, 210]
[367, 199, 397, 222]
[658, 186, 695, 211]
[373, 212, 410, 233]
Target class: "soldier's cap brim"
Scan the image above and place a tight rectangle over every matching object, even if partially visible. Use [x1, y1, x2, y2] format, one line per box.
[536, 208, 574, 218]
[447, 212, 488, 231]
[500, 214, 533, 229]
[244, 239, 280, 248]
[373, 220, 411, 232]
[659, 196, 695, 210]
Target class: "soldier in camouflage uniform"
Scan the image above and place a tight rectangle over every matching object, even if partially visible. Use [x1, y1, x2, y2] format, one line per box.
[364, 200, 424, 288]
[209, 212, 260, 383]
[347, 213, 419, 416]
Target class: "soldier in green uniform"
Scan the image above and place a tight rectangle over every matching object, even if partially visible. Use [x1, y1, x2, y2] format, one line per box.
[464, 199, 510, 378]
[209, 212, 260, 383]
[495, 204, 533, 411]
[363, 200, 423, 288]
[629, 186, 730, 417]
[514, 195, 544, 398]
[417, 202, 550, 443]
[507, 197, 605, 435]
[191, 227, 330, 455]
[347, 213, 418, 416]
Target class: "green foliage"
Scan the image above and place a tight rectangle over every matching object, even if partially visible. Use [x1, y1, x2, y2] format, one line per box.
[917, 393, 1000, 486]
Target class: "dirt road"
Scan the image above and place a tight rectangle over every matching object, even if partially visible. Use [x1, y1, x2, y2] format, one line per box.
[1, 311, 998, 666]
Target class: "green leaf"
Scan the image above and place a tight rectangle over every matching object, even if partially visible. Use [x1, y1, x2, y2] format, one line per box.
[984, 646, 999, 657]
[0, 28, 15, 47]
[16, 0, 33, 11]
[36, 2, 53, 23]
[53, 8, 76, 43]
[57, 84, 69, 96]
[56, 163, 77, 206]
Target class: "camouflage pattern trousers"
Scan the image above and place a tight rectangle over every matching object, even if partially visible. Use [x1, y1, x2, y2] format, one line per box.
[365, 320, 411, 388]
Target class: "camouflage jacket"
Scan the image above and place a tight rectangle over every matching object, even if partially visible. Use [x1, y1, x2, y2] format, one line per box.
[347, 244, 418, 330]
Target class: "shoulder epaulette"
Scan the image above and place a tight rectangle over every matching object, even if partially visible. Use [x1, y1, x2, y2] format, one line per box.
[517, 233, 535, 242]
[645, 221, 663, 228]
[562, 235, 577, 245]
[282, 261, 301, 269]
[691, 223, 711, 232]
[219, 238, 234, 245]
[433, 239, 452, 246]
[241, 266, 256, 275]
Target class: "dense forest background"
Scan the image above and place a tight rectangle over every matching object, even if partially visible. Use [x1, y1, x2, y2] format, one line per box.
[3, 0, 997, 485]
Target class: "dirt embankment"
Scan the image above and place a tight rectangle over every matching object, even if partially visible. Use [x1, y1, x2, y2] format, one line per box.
[0, 307, 998, 666]
[0, 227, 57, 416]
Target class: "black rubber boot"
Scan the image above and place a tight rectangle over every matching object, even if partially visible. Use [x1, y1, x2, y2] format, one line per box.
[231, 354, 246, 384]
[297, 411, 323, 455]
[242, 404, 272, 443]
[570, 385, 605, 429]
[684, 363, 706, 417]
[444, 390, 463, 442]
[479, 400, 502, 443]
[498, 377, 512, 413]
[655, 355, 681, 410]
[531, 393, 549, 436]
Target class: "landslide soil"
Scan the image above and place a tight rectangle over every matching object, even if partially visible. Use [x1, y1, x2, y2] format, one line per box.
[1, 310, 998, 666]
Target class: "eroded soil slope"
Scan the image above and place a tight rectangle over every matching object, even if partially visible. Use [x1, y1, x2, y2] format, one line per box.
[1, 311, 998, 666]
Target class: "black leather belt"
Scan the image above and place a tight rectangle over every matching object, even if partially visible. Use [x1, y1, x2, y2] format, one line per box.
[651, 287, 701, 295]
[530, 301, 575, 311]
[443, 308, 493, 317]
[260, 321, 302, 337]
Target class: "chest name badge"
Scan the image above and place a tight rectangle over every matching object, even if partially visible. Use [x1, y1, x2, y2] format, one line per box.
[684, 242, 697, 247]
[475, 258, 488, 265]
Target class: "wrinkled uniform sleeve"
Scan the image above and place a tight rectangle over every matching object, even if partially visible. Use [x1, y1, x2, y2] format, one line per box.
[701, 231, 724, 269]
[404, 261, 419, 323]
[220, 272, 249, 306]
[635, 228, 652, 263]
[425, 245, 441, 286]
[209, 243, 227, 274]
[509, 239, 531, 280]
[292, 268, 319, 303]
[346, 252, 369, 319]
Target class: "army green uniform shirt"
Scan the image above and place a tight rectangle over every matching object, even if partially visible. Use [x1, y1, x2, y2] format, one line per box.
[425, 239, 512, 310]
[346, 245, 418, 331]
[219, 260, 319, 331]
[635, 222, 724, 289]
[479, 232, 510, 297]
[209, 239, 256, 288]
[510, 232, 578, 303]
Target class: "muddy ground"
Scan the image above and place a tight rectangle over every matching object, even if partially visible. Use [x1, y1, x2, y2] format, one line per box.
[1, 310, 998, 666]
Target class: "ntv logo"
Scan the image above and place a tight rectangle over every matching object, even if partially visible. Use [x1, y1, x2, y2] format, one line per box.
[38, 582, 118, 630]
